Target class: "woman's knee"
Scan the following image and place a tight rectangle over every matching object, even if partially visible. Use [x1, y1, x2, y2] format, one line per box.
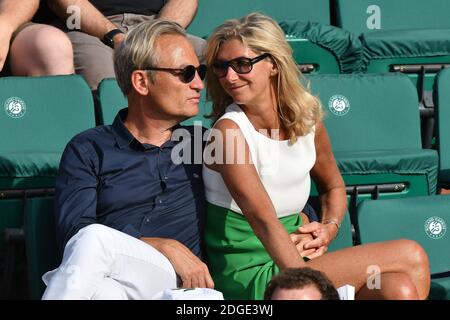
[395, 239, 429, 271]
[10, 24, 74, 75]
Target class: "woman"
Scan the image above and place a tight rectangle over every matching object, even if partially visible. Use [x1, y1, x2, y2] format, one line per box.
[203, 13, 430, 300]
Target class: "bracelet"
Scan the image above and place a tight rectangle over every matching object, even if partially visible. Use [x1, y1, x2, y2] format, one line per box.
[322, 218, 341, 233]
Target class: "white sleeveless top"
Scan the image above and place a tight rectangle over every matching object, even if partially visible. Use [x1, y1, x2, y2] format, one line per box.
[203, 103, 316, 218]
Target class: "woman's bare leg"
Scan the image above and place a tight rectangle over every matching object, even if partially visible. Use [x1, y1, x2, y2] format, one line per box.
[306, 239, 430, 299]
[355, 272, 419, 299]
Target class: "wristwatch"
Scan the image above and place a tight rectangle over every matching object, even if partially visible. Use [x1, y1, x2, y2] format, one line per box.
[101, 29, 124, 49]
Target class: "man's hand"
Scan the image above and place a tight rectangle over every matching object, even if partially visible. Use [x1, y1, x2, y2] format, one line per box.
[141, 237, 214, 289]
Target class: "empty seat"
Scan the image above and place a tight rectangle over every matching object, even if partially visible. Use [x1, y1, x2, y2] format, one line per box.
[357, 195, 450, 300]
[0, 75, 95, 297]
[333, 0, 450, 34]
[96, 78, 212, 127]
[188, 0, 354, 74]
[434, 68, 450, 188]
[306, 73, 438, 213]
[0, 75, 95, 189]
[279, 21, 361, 74]
[333, 0, 450, 147]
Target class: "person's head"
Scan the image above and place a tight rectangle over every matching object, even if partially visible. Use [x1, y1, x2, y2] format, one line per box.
[264, 267, 340, 300]
[114, 19, 205, 120]
[205, 12, 322, 142]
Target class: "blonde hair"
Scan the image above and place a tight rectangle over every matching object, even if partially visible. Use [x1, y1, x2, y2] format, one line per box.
[205, 13, 323, 142]
[114, 19, 186, 95]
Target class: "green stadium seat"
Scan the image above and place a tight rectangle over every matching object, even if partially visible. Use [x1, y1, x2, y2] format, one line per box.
[357, 195, 450, 300]
[188, 0, 331, 38]
[327, 210, 353, 252]
[333, 0, 450, 147]
[0, 75, 95, 189]
[95, 78, 127, 125]
[434, 68, 450, 188]
[305, 73, 439, 217]
[24, 197, 59, 300]
[0, 75, 95, 298]
[96, 78, 212, 127]
[188, 0, 356, 74]
[279, 21, 361, 74]
[333, 0, 450, 34]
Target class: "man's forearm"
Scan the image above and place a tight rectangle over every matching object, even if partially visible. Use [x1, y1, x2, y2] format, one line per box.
[47, 0, 117, 38]
[157, 0, 198, 28]
[0, 0, 39, 32]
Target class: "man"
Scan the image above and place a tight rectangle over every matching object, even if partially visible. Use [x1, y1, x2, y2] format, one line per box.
[264, 268, 340, 300]
[47, 0, 204, 90]
[0, 0, 73, 76]
[42, 19, 214, 299]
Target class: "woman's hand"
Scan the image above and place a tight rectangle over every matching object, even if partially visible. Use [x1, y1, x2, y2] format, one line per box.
[296, 221, 339, 259]
[289, 231, 317, 258]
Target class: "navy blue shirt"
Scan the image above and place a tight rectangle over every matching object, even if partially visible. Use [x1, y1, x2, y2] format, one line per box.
[55, 109, 206, 258]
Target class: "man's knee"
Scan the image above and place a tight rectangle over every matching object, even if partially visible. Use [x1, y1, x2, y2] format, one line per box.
[67, 224, 116, 254]
[9, 24, 74, 76]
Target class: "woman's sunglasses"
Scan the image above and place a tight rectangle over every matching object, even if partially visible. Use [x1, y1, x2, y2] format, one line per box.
[212, 53, 270, 78]
[145, 64, 207, 83]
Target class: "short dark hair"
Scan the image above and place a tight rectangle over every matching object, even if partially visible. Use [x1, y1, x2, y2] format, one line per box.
[264, 267, 340, 300]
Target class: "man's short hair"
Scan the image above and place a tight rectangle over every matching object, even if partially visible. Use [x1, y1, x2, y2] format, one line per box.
[113, 19, 187, 95]
[264, 267, 340, 300]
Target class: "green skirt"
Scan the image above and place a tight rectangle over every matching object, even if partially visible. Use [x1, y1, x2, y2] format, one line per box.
[204, 203, 302, 300]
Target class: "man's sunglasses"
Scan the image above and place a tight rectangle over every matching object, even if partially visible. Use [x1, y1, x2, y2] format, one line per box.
[212, 53, 270, 78]
[145, 64, 207, 83]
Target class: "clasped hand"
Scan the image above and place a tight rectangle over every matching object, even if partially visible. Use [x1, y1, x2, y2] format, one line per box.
[290, 221, 338, 260]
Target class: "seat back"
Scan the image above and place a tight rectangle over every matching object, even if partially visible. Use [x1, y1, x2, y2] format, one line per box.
[333, 0, 450, 34]
[188, 0, 330, 38]
[24, 197, 60, 299]
[0, 75, 95, 153]
[96, 78, 212, 127]
[96, 78, 128, 125]
[305, 73, 421, 152]
[357, 195, 450, 275]
[434, 68, 450, 186]
[327, 211, 353, 252]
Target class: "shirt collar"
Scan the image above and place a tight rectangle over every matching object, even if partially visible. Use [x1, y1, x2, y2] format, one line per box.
[111, 108, 188, 150]
[112, 108, 135, 149]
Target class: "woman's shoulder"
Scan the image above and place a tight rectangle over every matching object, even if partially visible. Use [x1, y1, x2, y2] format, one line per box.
[214, 103, 248, 129]
[219, 103, 244, 120]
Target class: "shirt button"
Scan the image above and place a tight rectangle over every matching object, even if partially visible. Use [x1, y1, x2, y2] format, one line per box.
[146, 219, 150, 223]
[164, 176, 168, 180]
[158, 199, 163, 204]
